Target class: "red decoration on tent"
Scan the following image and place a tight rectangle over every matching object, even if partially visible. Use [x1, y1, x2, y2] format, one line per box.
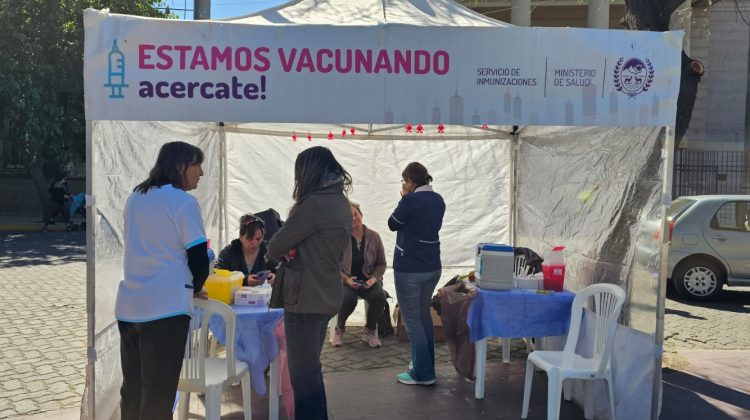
[481, 124, 489, 129]
[416, 124, 424, 134]
[292, 131, 297, 141]
[307, 133, 312, 142]
[437, 124, 445, 133]
[341, 129, 347, 137]
[328, 131, 334, 141]
[350, 127, 356, 135]
[405, 124, 413, 133]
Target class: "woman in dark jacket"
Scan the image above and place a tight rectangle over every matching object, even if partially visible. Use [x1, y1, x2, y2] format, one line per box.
[332, 201, 387, 348]
[215, 214, 276, 286]
[388, 162, 445, 386]
[267, 146, 352, 420]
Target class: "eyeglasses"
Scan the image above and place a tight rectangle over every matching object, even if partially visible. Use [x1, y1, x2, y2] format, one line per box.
[401, 179, 408, 185]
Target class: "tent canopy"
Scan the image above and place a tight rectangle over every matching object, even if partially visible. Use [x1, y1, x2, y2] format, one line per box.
[83, 1, 681, 419]
[225, 0, 509, 26]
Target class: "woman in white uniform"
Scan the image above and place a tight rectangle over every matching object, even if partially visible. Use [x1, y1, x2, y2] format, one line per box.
[115, 141, 210, 420]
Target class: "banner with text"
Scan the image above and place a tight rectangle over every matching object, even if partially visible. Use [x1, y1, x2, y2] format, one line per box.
[84, 10, 683, 126]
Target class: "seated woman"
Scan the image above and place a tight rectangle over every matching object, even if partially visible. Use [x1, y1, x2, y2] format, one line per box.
[216, 214, 276, 286]
[332, 202, 387, 348]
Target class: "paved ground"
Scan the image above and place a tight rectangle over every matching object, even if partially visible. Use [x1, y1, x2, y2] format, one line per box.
[0, 231, 86, 418]
[0, 230, 749, 418]
[664, 286, 750, 352]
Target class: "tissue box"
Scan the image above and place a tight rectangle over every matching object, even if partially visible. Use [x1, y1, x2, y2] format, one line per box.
[235, 286, 272, 306]
[515, 275, 543, 290]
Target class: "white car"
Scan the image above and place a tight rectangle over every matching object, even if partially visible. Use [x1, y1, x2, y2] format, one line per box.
[668, 195, 750, 300]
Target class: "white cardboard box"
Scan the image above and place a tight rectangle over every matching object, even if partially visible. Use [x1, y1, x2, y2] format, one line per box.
[234, 286, 272, 306]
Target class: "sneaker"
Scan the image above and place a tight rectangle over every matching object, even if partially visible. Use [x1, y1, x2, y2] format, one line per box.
[361, 327, 381, 348]
[331, 327, 344, 347]
[396, 372, 435, 386]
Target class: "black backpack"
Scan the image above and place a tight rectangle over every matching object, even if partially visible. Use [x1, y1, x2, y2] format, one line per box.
[377, 291, 394, 337]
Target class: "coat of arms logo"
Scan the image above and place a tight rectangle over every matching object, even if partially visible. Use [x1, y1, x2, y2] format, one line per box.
[614, 57, 654, 98]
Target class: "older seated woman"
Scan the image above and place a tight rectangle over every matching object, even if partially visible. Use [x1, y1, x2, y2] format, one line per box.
[332, 202, 387, 348]
[216, 213, 276, 286]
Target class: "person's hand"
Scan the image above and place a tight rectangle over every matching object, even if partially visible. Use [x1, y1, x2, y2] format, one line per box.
[283, 248, 297, 262]
[194, 288, 208, 299]
[246, 274, 263, 287]
[346, 277, 361, 289]
[267, 273, 276, 286]
[365, 278, 377, 288]
[400, 182, 409, 197]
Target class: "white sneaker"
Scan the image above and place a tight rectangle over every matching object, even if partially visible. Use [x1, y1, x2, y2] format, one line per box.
[361, 327, 381, 348]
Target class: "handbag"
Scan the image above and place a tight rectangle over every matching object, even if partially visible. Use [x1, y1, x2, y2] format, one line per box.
[269, 265, 285, 309]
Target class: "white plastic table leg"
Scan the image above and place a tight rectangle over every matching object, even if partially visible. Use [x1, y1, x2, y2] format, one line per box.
[268, 357, 280, 420]
[500, 337, 511, 363]
[474, 337, 487, 399]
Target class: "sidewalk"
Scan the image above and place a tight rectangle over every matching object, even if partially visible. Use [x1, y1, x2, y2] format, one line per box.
[0, 215, 78, 232]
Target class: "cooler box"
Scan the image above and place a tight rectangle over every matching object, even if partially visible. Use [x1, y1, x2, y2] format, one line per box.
[475, 243, 514, 291]
[235, 286, 272, 306]
[204, 269, 243, 304]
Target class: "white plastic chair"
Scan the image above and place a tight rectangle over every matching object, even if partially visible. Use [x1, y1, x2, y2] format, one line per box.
[328, 299, 369, 344]
[178, 298, 252, 420]
[521, 283, 626, 420]
[515, 255, 531, 277]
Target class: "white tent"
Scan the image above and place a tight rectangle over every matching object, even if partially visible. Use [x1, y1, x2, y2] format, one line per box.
[82, 1, 681, 419]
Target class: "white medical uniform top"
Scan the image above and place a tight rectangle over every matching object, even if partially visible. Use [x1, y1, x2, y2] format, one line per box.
[115, 184, 206, 323]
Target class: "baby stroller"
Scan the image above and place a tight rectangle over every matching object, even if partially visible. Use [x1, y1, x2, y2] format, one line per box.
[68, 193, 87, 231]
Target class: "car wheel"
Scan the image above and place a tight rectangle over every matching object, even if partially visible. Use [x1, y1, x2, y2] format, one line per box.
[672, 258, 724, 301]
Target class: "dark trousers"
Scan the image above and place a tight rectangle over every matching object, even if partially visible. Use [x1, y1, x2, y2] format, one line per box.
[118, 315, 190, 420]
[284, 312, 330, 420]
[45, 200, 69, 226]
[336, 281, 386, 330]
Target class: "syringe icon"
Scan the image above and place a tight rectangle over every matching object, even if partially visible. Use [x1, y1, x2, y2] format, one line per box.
[104, 39, 129, 98]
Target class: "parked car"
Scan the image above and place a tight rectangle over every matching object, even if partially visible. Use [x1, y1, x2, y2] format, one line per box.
[668, 195, 750, 300]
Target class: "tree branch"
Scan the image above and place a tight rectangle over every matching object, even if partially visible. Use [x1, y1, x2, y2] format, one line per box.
[624, 0, 706, 148]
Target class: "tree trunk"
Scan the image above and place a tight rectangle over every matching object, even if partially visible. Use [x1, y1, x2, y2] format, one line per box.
[623, 0, 705, 149]
[25, 159, 51, 222]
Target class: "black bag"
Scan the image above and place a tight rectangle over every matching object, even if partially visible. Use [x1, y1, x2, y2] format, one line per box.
[514, 247, 544, 274]
[377, 291, 394, 337]
[268, 265, 285, 309]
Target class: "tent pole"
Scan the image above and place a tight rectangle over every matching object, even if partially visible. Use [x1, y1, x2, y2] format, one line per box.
[84, 119, 96, 420]
[510, 132, 519, 246]
[219, 123, 228, 248]
[652, 125, 674, 420]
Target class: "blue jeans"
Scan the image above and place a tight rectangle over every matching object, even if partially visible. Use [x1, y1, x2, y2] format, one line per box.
[394, 269, 441, 382]
[284, 312, 330, 420]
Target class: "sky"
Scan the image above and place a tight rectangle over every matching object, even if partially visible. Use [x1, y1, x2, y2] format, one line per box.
[167, 0, 288, 20]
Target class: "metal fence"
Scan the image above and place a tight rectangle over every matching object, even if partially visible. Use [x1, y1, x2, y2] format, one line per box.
[673, 149, 749, 198]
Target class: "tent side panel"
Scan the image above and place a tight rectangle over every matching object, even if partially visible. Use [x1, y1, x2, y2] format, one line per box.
[223, 128, 512, 324]
[89, 121, 221, 418]
[515, 126, 664, 419]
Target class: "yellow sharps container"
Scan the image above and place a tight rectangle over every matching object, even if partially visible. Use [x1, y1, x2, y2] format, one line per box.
[204, 269, 244, 304]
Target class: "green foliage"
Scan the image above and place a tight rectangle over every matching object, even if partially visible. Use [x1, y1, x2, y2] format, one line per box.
[0, 0, 170, 167]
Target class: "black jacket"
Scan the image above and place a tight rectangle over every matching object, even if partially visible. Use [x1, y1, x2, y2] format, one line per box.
[48, 180, 69, 203]
[215, 239, 274, 286]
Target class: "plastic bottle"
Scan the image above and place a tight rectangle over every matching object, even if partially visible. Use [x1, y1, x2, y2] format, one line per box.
[542, 246, 566, 292]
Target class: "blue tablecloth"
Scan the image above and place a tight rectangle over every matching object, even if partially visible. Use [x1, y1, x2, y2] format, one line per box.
[209, 305, 284, 395]
[467, 288, 575, 342]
